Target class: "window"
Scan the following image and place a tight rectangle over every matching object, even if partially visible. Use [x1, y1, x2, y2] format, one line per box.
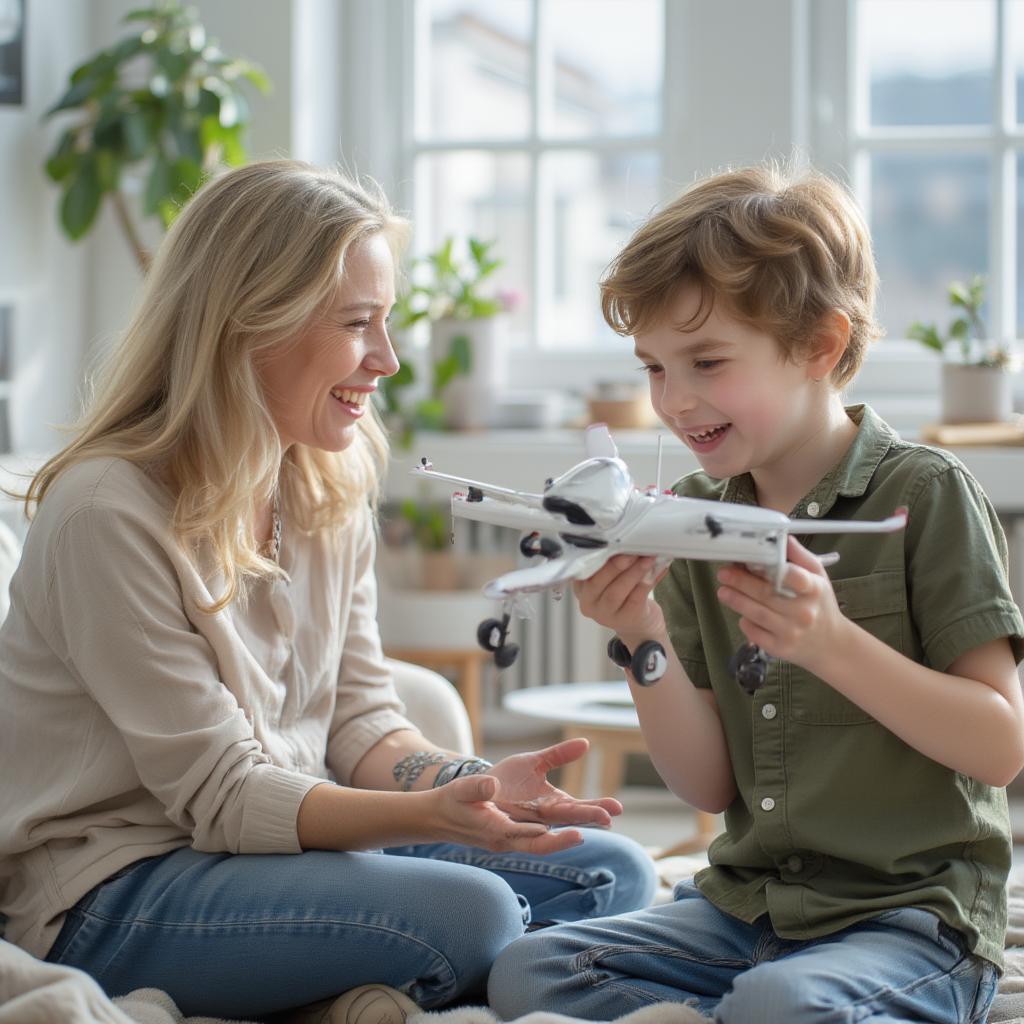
[407, 0, 664, 350]
[850, 0, 1024, 344]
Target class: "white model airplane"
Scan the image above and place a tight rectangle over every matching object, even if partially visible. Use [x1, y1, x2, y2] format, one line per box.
[413, 424, 906, 691]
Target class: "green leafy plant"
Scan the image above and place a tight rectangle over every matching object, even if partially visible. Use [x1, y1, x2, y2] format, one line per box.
[907, 275, 1012, 369]
[379, 236, 511, 447]
[398, 499, 451, 552]
[43, 1, 270, 271]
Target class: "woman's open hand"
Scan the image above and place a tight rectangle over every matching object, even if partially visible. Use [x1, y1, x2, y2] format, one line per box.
[432, 773, 586, 854]
[487, 738, 623, 827]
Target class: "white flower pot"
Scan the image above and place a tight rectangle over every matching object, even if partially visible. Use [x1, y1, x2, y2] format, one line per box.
[940, 363, 1015, 424]
[430, 315, 508, 430]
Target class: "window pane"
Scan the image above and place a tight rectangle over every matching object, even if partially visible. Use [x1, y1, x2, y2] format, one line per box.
[421, 0, 532, 140]
[869, 153, 990, 339]
[416, 151, 532, 337]
[545, 0, 662, 138]
[538, 150, 659, 348]
[1011, 0, 1024, 124]
[860, 0, 994, 127]
[1017, 154, 1024, 336]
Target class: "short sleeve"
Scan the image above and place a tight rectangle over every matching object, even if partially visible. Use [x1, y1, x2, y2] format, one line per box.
[905, 462, 1024, 672]
[655, 561, 711, 688]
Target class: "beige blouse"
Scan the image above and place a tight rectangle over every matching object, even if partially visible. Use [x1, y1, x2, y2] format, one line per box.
[0, 458, 412, 958]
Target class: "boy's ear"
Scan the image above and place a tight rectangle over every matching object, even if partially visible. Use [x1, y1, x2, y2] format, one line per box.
[806, 310, 851, 381]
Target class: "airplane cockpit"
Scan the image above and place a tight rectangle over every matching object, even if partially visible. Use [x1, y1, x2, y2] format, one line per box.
[541, 457, 633, 530]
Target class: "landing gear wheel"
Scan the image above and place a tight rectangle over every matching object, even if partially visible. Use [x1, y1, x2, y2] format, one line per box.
[607, 636, 631, 669]
[494, 643, 520, 669]
[729, 642, 769, 695]
[477, 615, 508, 653]
[631, 640, 667, 687]
[519, 533, 563, 559]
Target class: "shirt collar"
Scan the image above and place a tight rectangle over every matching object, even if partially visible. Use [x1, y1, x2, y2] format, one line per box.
[721, 405, 898, 517]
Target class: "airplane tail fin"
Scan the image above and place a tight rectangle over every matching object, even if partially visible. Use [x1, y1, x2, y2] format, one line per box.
[585, 423, 619, 459]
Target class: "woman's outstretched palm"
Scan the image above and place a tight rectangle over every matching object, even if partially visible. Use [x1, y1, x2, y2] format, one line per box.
[488, 738, 623, 828]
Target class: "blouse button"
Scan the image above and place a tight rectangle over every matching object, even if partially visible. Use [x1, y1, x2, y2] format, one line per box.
[760, 796, 776, 812]
[806, 501, 821, 517]
[761, 703, 777, 720]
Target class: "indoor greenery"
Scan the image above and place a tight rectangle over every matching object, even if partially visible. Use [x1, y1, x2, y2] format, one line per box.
[43, 1, 269, 272]
[907, 275, 1012, 369]
[398, 498, 451, 553]
[379, 236, 506, 447]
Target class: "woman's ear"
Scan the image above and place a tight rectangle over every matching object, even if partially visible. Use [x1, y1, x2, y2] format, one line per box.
[806, 310, 851, 382]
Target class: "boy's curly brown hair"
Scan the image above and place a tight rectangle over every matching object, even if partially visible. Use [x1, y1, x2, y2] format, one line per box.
[600, 162, 881, 388]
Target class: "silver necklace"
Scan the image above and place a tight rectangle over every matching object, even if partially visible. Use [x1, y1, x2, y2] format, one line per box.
[268, 493, 282, 563]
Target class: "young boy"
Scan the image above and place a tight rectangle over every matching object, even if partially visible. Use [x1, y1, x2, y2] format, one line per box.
[488, 164, 1024, 1024]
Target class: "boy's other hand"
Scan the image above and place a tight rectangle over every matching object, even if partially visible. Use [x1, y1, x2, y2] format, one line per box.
[573, 554, 669, 642]
[715, 536, 846, 675]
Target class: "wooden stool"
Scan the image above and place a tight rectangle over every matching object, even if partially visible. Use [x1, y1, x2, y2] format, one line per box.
[386, 646, 487, 753]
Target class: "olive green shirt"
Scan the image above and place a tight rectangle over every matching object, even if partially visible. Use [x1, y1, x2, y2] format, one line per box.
[655, 404, 1024, 968]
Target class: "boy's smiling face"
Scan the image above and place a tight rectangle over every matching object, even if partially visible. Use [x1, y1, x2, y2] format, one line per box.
[634, 281, 821, 482]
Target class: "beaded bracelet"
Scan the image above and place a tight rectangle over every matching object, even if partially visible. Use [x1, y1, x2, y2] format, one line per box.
[432, 757, 494, 788]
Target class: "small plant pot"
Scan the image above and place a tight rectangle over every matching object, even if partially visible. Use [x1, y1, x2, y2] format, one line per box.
[419, 550, 461, 591]
[431, 315, 508, 430]
[940, 363, 1014, 424]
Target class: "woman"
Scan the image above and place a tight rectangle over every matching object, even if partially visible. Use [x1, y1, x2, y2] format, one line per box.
[0, 161, 657, 1021]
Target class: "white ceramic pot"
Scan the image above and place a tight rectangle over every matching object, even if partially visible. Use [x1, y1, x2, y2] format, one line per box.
[940, 363, 1015, 424]
[430, 315, 508, 430]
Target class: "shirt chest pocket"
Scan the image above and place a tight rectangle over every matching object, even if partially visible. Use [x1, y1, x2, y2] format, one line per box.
[785, 569, 907, 725]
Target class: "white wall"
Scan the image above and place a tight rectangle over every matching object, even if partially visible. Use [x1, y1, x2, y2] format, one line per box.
[0, 0, 93, 455]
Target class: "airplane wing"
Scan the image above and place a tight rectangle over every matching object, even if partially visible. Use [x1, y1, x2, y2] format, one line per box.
[787, 507, 908, 535]
[482, 547, 614, 600]
[410, 461, 543, 507]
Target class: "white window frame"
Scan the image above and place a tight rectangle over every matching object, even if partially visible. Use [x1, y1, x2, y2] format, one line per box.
[330, 0, 986, 431]
[399, 0, 667, 357]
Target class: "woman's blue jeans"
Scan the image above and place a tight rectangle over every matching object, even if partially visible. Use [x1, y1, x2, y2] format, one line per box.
[44, 829, 656, 1019]
[488, 880, 999, 1024]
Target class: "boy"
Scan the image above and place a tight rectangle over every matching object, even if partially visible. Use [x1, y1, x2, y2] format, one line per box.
[488, 164, 1024, 1024]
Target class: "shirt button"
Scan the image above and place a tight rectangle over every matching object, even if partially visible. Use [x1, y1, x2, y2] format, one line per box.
[787, 855, 803, 873]
[760, 796, 776, 812]
[806, 501, 821, 517]
[761, 703, 777, 720]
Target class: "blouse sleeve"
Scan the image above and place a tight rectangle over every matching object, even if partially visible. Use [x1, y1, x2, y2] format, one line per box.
[43, 504, 324, 855]
[325, 508, 413, 784]
[904, 459, 1024, 672]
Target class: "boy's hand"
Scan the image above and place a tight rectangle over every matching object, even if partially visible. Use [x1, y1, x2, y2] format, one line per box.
[572, 554, 669, 643]
[715, 536, 847, 675]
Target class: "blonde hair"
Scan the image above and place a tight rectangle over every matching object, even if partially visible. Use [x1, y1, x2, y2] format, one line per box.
[24, 160, 409, 611]
[601, 163, 880, 387]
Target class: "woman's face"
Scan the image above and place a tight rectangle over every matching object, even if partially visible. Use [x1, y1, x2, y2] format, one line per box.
[258, 232, 400, 453]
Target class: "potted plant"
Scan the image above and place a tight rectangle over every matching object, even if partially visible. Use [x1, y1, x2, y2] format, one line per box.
[383, 236, 517, 432]
[907, 275, 1017, 424]
[42, 1, 269, 272]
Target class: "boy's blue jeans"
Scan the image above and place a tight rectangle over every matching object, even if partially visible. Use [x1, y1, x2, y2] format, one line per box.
[489, 881, 999, 1024]
[44, 829, 657, 1019]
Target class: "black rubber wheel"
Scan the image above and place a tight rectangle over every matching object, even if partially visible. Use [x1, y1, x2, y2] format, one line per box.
[519, 532, 541, 557]
[477, 617, 504, 653]
[728, 642, 769, 695]
[607, 636, 631, 668]
[494, 643, 520, 669]
[538, 537, 563, 559]
[631, 640, 667, 686]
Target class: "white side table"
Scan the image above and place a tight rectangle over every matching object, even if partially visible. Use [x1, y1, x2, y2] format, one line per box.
[504, 681, 718, 855]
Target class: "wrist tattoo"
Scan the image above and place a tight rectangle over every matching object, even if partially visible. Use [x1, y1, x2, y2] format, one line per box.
[393, 751, 448, 792]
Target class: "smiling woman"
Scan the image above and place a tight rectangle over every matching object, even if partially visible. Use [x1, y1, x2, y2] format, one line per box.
[0, 160, 658, 1021]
